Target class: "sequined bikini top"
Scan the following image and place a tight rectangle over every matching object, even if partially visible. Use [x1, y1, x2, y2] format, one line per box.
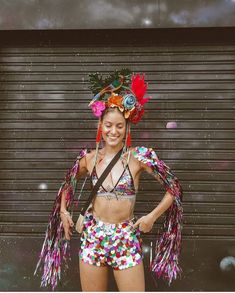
[90, 163, 136, 202]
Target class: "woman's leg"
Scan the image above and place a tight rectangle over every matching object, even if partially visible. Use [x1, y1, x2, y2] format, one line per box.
[79, 258, 109, 291]
[79, 210, 109, 291]
[113, 260, 145, 291]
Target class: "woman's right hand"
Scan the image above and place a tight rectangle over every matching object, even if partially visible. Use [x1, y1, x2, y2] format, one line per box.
[60, 211, 74, 240]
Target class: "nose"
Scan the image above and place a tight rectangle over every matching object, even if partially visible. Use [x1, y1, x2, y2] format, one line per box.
[110, 126, 117, 135]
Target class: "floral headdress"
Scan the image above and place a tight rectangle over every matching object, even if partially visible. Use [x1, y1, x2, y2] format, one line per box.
[88, 68, 151, 151]
[88, 68, 151, 124]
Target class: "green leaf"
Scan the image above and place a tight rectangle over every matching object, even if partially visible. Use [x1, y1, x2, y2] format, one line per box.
[88, 68, 132, 95]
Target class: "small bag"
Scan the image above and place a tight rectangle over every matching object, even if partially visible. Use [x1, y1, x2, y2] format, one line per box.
[75, 203, 92, 233]
[75, 214, 85, 233]
[75, 147, 123, 234]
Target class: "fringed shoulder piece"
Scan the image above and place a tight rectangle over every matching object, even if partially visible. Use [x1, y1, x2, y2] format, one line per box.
[132, 146, 183, 285]
[34, 148, 89, 291]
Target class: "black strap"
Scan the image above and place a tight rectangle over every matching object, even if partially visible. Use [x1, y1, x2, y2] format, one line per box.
[80, 147, 123, 215]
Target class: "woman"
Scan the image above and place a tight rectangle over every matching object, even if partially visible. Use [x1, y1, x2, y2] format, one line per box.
[34, 69, 183, 291]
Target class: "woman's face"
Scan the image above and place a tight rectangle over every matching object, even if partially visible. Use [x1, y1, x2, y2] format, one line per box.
[101, 109, 126, 147]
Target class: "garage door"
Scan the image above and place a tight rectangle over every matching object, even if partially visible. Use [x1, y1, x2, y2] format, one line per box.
[0, 32, 234, 291]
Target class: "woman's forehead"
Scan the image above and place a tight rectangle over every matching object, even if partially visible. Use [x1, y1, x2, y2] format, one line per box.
[103, 111, 125, 123]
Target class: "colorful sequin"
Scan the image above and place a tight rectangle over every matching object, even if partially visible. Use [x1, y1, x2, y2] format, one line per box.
[79, 210, 143, 270]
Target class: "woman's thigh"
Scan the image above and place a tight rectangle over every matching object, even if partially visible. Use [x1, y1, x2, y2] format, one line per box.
[113, 260, 145, 291]
[79, 258, 109, 291]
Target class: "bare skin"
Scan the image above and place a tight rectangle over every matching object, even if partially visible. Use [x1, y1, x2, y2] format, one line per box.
[60, 108, 174, 291]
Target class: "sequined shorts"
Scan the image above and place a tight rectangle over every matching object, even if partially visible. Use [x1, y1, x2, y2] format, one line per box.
[79, 211, 144, 270]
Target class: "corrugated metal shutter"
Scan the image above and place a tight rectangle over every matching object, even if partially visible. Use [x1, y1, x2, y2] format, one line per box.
[0, 43, 235, 291]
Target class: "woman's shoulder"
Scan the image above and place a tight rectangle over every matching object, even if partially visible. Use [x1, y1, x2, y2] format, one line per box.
[77, 148, 96, 160]
[129, 146, 159, 166]
[74, 148, 97, 171]
[75, 148, 97, 175]
[130, 146, 158, 157]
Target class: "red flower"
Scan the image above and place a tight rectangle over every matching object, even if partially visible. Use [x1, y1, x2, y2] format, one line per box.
[131, 73, 151, 105]
[129, 105, 145, 124]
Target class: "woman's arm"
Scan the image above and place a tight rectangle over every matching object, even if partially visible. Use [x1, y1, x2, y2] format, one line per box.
[132, 147, 182, 231]
[60, 154, 88, 239]
[60, 155, 88, 213]
[138, 160, 175, 224]
[131, 146, 183, 284]
[34, 148, 90, 290]
[133, 192, 174, 233]
[148, 191, 174, 222]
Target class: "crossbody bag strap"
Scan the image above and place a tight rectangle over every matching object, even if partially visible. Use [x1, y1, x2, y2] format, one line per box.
[80, 147, 123, 215]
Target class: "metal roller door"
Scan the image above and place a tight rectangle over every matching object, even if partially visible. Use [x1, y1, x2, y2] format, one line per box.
[0, 37, 235, 291]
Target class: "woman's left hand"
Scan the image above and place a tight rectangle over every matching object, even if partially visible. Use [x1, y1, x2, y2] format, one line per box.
[132, 214, 155, 233]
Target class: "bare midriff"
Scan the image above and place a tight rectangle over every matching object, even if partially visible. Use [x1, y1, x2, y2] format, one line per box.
[90, 196, 135, 224]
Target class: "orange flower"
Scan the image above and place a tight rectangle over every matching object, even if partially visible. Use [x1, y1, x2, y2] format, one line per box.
[107, 93, 123, 108]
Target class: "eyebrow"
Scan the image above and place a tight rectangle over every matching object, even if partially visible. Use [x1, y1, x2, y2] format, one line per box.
[104, 121, 124, 126]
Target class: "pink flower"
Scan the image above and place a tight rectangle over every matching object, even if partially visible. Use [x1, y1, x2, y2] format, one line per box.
[91, 101, 106, 117]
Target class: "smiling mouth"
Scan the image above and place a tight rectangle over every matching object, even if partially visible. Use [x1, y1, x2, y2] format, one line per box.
[107, 135, 119, 139]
